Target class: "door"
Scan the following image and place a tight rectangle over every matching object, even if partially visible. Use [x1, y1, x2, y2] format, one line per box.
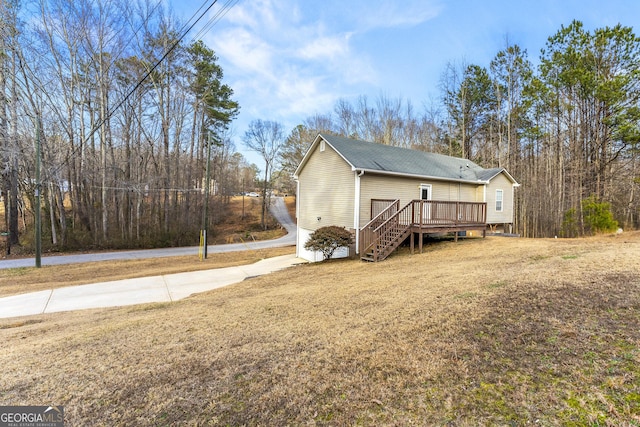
[420, 184, 432, 223]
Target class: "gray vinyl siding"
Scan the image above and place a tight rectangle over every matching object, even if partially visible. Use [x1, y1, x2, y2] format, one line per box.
[297, 142, 355, 230]
[359, 173, 482, 224]
[486, 173, 515, 224]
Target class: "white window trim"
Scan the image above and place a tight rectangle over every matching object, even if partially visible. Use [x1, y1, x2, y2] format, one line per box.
[419, 183, 432, 200]
[495, 189, 504, 212]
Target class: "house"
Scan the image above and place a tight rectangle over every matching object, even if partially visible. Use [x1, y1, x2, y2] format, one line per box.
[294, 133, 520, 262]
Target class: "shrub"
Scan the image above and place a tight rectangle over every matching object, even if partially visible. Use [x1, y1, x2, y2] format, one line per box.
[304, 226, 354, 260]
[581, 196, 618, 235]
[561, 197, 619, 237]
[561, 208, 579, 238]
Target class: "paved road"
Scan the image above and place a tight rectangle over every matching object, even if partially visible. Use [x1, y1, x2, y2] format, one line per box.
[0, 197, 296, 269]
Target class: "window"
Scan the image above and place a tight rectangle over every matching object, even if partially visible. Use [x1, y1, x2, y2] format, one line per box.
[495, 189, 503, 212]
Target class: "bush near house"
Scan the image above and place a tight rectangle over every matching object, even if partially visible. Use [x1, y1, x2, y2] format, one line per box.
[304, 226, 354, 260]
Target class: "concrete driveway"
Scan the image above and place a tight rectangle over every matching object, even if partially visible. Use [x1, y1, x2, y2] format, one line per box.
[0, 254, 304, 319]
[0, 197, 304, 319]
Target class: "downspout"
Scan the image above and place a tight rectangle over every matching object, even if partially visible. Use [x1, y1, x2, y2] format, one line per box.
[511, 183, 515, 234]
[354, 170, 365, 254]
[295, 178, 300, 258]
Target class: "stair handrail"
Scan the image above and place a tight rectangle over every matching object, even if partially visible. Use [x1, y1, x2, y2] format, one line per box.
[360, 200, 413, 260]
[372, 201, 412, 237]
[359, 199, 399, 256]
[361, 199, 400, 230]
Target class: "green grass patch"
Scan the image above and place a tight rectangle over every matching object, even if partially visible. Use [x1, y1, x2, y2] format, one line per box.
[455, 292, 478, 299]
[487, 280, 508, 289]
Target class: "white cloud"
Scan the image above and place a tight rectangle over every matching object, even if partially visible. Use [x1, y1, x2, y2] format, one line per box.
[214, 28, 274, 76]
[206, 1, 375, 124]
[204, 0, 442, 135]
[313, 0, 442, 31]
[297, 34, 352, 61]
[354, 0, 443, 30]
[221, 0, 279, 30]
[275, 75, 333, 116]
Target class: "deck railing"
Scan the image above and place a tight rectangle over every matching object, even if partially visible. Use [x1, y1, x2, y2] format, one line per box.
[359, 200, 487, 261]
[410, 200, 486, 227]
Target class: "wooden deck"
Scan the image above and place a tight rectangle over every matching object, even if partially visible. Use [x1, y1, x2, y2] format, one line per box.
[407, 200, 486, 254]
[360, 200, 487, 262]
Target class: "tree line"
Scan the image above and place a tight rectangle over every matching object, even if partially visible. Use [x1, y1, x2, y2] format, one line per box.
[0, 0, 259, 253]
[2, 3, 638, 253]
[279, 21, 640, 238]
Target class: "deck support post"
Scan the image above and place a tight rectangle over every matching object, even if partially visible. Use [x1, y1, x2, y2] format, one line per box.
[410, 232, 414, 254]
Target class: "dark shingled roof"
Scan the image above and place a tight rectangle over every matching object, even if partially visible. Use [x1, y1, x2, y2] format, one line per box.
[319, 134, 510, 183]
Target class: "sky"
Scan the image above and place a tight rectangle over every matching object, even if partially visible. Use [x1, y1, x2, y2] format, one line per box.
[174, 0, 640, 166]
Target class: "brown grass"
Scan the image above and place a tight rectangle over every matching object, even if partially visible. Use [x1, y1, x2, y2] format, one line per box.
[1, 233, 640, 425]
[209, 196, 289, 244]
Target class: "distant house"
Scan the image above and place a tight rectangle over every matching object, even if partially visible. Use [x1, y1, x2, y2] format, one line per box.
[294, 134, 519, 262]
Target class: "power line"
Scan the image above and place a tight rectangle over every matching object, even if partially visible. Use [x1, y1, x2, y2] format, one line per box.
[190, 0, 240, 43]
[25, 0, 238, 182]
[79, 0, 221, 152]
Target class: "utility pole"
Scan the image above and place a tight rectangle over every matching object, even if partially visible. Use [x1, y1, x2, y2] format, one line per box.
[201, 132, 212, 259]
[35, 118, 42, 268]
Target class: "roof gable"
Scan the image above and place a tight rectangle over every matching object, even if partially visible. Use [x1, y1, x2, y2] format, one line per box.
[295, 133, 519, 185]
[477, 167, 519, 185]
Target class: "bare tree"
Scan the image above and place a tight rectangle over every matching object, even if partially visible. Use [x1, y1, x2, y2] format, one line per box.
[0, 0, 21, 251]
[334, 98, 356, 138]
[243, 119, 284, 230]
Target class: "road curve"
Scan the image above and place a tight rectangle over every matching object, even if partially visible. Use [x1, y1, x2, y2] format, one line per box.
[0, 197, 296, 269]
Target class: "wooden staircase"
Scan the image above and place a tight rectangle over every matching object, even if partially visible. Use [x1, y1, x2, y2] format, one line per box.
[359, 200, 412, 262]
[358, 199, 488, 262]
[360, 223, 411, 262]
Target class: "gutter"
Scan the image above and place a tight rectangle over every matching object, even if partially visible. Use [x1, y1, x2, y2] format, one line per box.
[350, 167, 490, 185]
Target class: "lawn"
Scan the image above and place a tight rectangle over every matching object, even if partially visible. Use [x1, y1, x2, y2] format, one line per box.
[1, 233, 639, 425]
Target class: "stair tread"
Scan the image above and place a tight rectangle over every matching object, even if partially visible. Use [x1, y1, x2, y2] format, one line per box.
[362, 226, 411, 262]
